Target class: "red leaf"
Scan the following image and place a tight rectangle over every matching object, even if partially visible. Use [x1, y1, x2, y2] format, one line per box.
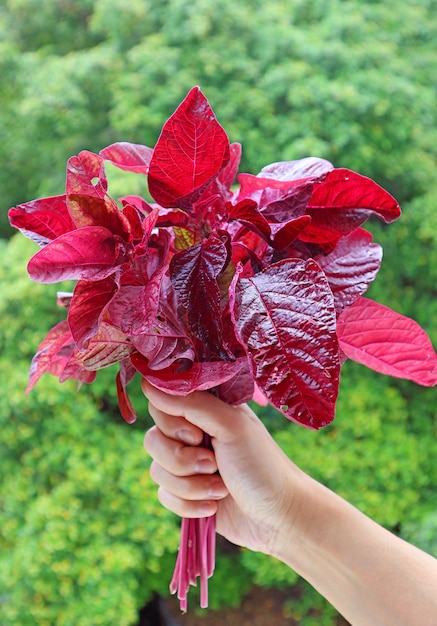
[228, 199, 271, 240]
[232, 259, 340, 429]
[26, 321, 74, 391]
[169, 236, 228, 358]
[148, 87, 230, 209]
[337, 297, 437, 386]
[8, 195, 76, 246]
[308, 168, 401, 223]
[100, 142, 153, 174]
[131, 353, 243, 394]
[75, 322, 134, 370]
[213, 356, 254, 405]
[66, 151, 130, 239]
[108, 268, 166, 336]
[315, 229, 382, 314]
[66, 150, 108, 199]
[68, 275, 119, 349]
[270, 215, 312, 250]
[27, 226, 119, 283]
[116, 360, 137, 424]
[216, 142, 242, 190]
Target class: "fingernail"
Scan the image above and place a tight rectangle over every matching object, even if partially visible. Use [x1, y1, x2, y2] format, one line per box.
[195, 458, 216, 473]
[176, 429, 197, 445]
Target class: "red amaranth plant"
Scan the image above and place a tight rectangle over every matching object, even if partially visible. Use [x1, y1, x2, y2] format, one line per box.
[9, 86, 437, 610]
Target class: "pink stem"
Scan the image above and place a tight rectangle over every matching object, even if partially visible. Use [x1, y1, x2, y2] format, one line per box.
[169, 433, 217, 611]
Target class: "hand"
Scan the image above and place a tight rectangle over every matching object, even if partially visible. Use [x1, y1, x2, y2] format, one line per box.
[142, 381, 305, 557]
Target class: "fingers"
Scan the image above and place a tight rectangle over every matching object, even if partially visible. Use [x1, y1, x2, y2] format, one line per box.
[146, 430, 229, 518]
[157, 487, 219, 518]
[142, 379, 257, 443]
[147, 401, 204, 447]
[144, 425, 217, 476]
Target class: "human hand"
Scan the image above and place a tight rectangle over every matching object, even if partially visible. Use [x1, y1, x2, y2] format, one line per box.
[142, 381, 306, 557]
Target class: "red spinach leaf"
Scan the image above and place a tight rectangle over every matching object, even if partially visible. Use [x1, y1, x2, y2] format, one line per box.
[8, 195, 76, 246]
[148, 86, 230, 210]
[337, 297, 437, 385]
[232, 259, 340, 429]
[27, 226, 121, 283]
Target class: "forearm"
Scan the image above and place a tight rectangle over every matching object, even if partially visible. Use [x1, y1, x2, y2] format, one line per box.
[273, 475, 437, 626]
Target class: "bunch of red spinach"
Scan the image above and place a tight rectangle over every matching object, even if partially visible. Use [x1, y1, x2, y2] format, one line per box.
[9, 86, 437, 610]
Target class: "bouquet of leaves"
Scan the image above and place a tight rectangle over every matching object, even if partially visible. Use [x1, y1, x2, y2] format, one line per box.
[9, 87, 437, 611]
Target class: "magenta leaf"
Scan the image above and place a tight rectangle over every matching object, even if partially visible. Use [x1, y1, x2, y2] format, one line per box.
[108, 267, 166, 336]
[308, 168, 401, 223]
[8, 195, 76, 246]
[169, 235, 228, 358]
[148, 86, 230, 210]
[100, 142, 153, 174]
[315, 229, 382, 314]
[213, 356, 254, 405]
[131, 354, 244, 394]
[27, 226, 120, 283]
[337, 297, 437, 386]
[68, 275, 120, 349]
[232, 259, 340, 429]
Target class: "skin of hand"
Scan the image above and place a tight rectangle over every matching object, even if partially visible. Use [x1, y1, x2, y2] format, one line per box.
[142, 381, 437, 626]
[142, 380, 306, 558]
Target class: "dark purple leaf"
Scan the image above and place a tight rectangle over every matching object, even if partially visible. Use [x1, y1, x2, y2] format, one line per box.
[27, 226, 120, 283]
[148, 87, 230, 209]
[68, 275, 119, 349]
[337, 297, 437, 386]
[260, 183, 314, 222]
[170, 236, 228, 358]
[100, 142, 153, 174]
[8, 195, 76, 246]
[232, 259, 340, 429]
[315, 229, 382, 314]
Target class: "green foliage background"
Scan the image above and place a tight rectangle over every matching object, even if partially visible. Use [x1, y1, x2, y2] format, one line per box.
[1, 0, 436, 624]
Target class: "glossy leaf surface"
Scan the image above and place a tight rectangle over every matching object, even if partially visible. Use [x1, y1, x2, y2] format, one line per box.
[337, 297, 437, 386]
[27, 226, 120, 283]
[233, 259, 340, 428]
[148, 86, 230, 209]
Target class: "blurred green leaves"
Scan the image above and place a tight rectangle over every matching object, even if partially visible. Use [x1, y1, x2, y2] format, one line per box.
[1, 0, 437, 623]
